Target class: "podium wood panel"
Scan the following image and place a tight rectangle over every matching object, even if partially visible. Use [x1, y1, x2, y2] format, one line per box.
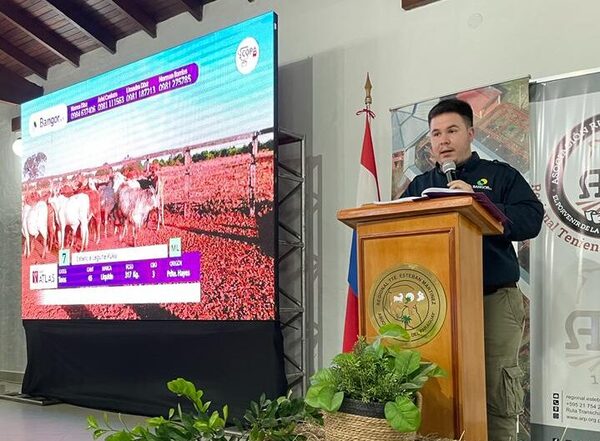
[338, 197, 501, 441]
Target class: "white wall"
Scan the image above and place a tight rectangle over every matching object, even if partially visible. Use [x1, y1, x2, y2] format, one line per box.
[0, 101, 25, 373]
[4, 0, 600, 372]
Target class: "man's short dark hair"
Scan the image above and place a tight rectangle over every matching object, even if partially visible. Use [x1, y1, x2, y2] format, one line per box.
[428, 98, 474, 127]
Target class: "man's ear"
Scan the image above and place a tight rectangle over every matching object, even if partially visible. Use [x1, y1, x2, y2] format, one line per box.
[467, 126, 475, 142]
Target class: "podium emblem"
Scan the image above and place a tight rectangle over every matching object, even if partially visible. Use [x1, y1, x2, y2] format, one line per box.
[369, 263, 447, 348]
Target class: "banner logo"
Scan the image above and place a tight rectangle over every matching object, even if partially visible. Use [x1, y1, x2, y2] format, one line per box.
[565, 310, 600, 372]
[368, 263, 447, 348]
[546, 115, 600, 238]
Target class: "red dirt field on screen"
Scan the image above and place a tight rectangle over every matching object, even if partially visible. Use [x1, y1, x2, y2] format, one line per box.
[21, 150, 275, 320]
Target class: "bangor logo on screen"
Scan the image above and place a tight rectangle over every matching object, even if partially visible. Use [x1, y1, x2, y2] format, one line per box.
[236, 37, 259, 74]
[28, 104, 68, 138]
[546, 115, 600, 239]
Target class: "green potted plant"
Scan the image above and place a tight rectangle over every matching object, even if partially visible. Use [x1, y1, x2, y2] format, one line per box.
[304, 324, 445, 441]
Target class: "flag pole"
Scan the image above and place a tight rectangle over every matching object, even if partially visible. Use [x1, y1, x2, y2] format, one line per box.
[355, 73, 380, 201]
[342, 73, 381, 352]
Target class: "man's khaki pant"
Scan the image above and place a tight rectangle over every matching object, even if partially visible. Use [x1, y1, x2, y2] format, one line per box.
[484, 287, 526, 441]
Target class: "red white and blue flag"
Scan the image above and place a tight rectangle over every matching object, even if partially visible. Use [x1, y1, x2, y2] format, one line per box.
[342, 108, 381, 352]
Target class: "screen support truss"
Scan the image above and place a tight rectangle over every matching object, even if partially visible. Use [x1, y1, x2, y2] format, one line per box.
[277, 129, 308, 394]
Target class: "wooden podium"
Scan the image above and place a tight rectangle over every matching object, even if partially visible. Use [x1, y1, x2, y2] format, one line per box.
[337, 195, 503, 441]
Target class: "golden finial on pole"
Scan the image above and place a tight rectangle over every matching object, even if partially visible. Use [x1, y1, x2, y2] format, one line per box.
[356, 73, 375, 119]
[364, 73, 373, 107]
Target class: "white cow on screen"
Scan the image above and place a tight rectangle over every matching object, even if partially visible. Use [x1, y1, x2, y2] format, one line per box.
[22, 200, 49, 258]
[48, 191, 91, 251]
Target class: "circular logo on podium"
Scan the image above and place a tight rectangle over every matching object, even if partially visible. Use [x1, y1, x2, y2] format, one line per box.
[368, 263, 447, 348]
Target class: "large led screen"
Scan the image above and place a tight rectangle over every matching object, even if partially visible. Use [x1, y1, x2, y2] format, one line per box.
[21, 12, 277, 321]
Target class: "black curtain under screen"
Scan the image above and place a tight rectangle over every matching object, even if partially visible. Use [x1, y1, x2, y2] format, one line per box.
[22, 320, 287, 418]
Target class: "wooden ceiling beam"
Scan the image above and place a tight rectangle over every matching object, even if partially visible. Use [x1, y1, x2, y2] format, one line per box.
[111, 0, 157, 38]
[402, 0, 442, 10]
[176, 0, 208, 21]
[0, 35, 48, 80]
[12, 116, 21, 132]
[0, 2, 81, 67]
[45, 0, 117, 54]
[0, 64, 43, 104]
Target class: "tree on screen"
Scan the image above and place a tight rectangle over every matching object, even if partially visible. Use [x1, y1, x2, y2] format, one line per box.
[23, 152, 47, 180]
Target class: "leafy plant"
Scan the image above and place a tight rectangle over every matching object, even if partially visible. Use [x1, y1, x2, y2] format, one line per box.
[304, 324, 445, 433]
[87, 378, 232, 441]
[87, 379, 322, 441]
[239, 391, 322, 441]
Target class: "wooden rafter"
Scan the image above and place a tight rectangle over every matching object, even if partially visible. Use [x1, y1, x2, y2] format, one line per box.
[0, 64, 43, 104]
[176, 0, 206, 21]
[111, 0, 157, 38]
[45, 0, 117, 54]
[0, 0, 228, 95]
[0, 35, 48, 80]
[402, 0, 442, 10]
[12, 116, 21, 132]
[0, 2, 81, 67]
[176, 0, 218, 21]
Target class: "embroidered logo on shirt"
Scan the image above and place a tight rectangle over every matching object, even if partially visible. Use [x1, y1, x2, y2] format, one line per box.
[473, 177, 492, 190]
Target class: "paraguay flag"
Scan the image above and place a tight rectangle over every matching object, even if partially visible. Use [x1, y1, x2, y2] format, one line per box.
[342, 108, 381, 352]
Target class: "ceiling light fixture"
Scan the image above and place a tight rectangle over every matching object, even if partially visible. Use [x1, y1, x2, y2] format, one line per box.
[12, 136, 22, 157]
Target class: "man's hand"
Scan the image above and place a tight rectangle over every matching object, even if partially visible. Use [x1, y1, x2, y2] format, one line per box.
[448, 180, 474, 192]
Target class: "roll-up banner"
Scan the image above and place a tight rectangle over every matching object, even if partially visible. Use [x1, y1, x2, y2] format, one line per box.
[530, 74, 600, 441]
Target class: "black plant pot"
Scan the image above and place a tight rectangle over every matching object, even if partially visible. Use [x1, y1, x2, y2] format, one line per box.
[338, 397, 386, 418]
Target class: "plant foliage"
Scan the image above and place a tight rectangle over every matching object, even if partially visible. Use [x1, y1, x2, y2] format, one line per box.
[304, 324, 445, 433]
[88, 378, 321, 441]
[87, 378, 231, 441]
[239, 391, 322, 441]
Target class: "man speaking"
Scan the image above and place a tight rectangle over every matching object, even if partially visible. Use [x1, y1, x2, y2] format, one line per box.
[402, 98, 543, 441]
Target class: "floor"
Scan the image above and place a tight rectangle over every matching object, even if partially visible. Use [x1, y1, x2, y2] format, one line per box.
[0, 380, 146, 441]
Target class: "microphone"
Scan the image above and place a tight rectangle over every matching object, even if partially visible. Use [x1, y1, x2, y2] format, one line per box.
[441, 161, 457, 184]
